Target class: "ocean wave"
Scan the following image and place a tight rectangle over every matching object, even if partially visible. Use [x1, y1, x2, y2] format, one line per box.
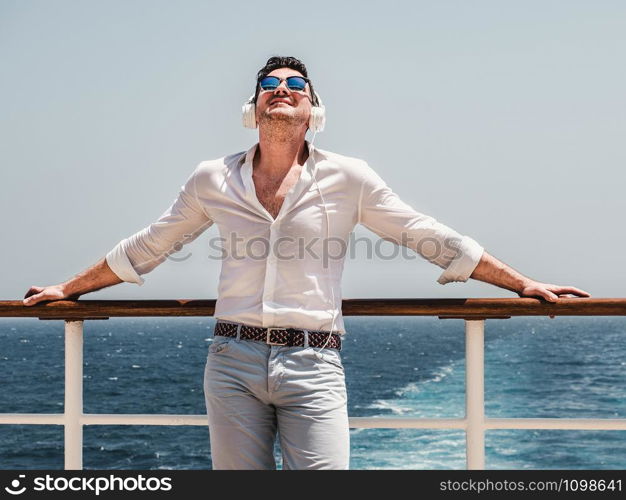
[367, 400, 413, 415]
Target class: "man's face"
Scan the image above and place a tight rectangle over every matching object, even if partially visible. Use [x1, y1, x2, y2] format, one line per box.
[255, 67, 313, 129]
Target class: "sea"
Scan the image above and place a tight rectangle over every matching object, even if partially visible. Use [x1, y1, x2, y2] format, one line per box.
[1, 315, 625, 470]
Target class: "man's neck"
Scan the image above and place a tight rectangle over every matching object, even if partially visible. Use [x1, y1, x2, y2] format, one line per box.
[254, 128, 309, 176]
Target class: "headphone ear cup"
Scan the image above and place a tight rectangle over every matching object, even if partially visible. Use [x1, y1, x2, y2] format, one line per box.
[242, 100, 257, 129]
[309, 105, 326, 133]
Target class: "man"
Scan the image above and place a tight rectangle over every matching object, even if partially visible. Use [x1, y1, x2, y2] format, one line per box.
[24, 56, 589, 469]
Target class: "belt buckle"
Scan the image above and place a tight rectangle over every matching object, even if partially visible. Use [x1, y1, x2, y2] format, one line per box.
[266, 327, 287, 346]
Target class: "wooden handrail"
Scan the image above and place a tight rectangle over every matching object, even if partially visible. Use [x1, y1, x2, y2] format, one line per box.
[1, 298, 625, 319]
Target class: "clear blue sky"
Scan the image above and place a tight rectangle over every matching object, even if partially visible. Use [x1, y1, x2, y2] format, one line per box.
[2, 0, 625, 300]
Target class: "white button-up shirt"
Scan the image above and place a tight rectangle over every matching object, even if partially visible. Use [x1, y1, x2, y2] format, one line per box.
[106, 142, 484, 333]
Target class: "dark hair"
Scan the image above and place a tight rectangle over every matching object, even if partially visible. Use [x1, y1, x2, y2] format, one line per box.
[253, 56, 318, 106]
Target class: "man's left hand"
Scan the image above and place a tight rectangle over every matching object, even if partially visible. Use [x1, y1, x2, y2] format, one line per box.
[517, 281, 591, 303]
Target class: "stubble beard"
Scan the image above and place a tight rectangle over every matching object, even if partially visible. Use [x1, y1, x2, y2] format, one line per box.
[258, 108, 308, 142]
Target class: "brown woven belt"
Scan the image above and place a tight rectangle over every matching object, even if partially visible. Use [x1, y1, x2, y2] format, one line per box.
[214, 321, 342, 350]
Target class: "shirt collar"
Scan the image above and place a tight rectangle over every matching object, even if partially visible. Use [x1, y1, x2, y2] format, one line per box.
[239, 141, 318, 220]
[241, 140, 316, 167]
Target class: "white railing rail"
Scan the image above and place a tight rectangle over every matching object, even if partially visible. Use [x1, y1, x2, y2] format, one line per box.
[1, 319, 625, 470]
[1, 298, 626, 469]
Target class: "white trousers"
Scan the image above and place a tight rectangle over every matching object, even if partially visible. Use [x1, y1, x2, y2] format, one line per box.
[203, 335, 350, 470]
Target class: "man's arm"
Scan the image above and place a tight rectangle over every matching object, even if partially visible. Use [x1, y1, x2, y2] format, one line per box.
[23, 164, 215, 306]
[470, 251, 590, 302]
[357, 162, 484, 285]
[23, 257, 123, 306]
[355, 161, 589, 299]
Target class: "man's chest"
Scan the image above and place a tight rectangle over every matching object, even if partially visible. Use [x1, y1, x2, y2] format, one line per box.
[203, 171, 358, 244]
[252, 166, 303, 219]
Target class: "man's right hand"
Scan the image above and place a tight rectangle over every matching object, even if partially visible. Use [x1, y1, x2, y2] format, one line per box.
[23, 284, 79, 306]
[22, 258, 123, 307]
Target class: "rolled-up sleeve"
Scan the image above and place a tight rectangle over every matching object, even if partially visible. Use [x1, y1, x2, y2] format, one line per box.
[357, 162, 484, 284]
[105, 166, 214, 285]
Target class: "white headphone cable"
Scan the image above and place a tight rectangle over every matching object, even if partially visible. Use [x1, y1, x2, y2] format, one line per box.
[310, 146, 338, 353]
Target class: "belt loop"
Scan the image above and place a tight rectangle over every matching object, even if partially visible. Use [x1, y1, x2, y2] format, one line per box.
[236, 323, 242, 342]
[303, 330, 309, 348]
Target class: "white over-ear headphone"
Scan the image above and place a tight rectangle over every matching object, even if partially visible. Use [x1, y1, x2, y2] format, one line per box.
[242, 91, 326, 132]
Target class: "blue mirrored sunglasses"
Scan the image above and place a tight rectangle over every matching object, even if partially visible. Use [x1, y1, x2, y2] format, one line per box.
[258, 75, 309, 92]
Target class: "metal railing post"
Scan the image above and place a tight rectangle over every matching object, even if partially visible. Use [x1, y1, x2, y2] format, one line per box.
[465, 319, 485, 470]
[64, 320, 83, 470]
